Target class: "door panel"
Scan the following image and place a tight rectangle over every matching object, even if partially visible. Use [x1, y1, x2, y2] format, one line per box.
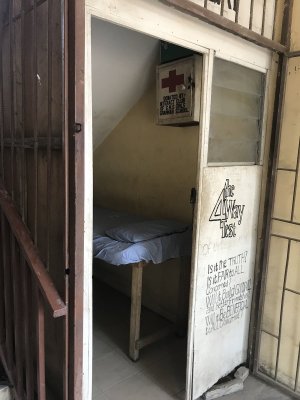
[191, 166, 262, 398]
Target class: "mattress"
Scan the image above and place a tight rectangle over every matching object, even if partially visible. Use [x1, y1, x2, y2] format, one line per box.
[93, 207, 192, 265]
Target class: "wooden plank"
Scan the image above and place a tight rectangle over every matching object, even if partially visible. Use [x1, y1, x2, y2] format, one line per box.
[129, 263, 143, 361]
[162, 0, 286, 53]
[137, 325, 176, 350]
[0, 179, 67, 318]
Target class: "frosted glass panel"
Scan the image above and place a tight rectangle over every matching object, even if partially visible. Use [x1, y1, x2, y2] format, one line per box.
[208, 58, 265, 164]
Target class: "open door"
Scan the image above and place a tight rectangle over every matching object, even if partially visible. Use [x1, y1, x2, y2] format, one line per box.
[187, 53, 267, 399]
[0, 0, 86, 399]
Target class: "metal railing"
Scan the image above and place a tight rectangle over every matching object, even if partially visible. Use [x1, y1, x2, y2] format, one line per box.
[0, 179, 67, 400]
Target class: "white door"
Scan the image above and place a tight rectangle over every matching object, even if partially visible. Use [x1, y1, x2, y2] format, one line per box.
[187, 55, 267, 399]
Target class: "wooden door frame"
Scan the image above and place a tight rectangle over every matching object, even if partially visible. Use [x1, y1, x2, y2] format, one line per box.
[67, 1, 90, 399]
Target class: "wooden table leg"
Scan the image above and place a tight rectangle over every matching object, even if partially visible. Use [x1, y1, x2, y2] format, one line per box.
[129, 262, 144, 361]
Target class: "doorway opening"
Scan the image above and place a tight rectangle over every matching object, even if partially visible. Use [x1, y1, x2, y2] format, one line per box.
[90, 18, 201, 400]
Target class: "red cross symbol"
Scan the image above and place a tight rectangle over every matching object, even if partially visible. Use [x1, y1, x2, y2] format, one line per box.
[161, 69, 184, 93]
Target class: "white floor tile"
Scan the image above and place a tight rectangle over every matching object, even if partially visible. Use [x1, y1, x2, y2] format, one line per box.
[93, 350, 140, 392]
[103, 372, 179, 400]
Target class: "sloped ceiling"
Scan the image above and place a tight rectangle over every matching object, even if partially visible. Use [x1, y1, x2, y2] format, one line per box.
[92, 18, 160, 150]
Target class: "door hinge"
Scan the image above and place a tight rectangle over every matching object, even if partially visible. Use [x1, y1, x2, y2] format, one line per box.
[65, 267, 70, 275]
[190, 187, 197, 205]
[74, 123, 82, 133]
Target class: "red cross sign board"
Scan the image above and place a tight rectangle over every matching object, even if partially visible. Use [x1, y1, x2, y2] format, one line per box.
[156, 55, 202, 126]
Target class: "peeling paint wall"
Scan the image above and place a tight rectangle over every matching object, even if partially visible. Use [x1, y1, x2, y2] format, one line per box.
[258, 3, 300, 391]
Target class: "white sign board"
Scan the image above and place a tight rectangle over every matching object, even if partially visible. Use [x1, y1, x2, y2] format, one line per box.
[191, 166, 262, 399]
[156, 56, 201, 125]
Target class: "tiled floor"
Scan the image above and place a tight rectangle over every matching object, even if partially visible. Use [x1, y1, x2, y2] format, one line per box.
[92, 279, 292, 400]
[93, 279, 186, 400]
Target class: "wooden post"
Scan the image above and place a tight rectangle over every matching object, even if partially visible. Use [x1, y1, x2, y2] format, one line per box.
[129, 262, 144, 361]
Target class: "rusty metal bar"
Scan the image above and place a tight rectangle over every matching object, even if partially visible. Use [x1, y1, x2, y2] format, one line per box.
[1, 213, 14, 370]
[37, 291, 46, 400]
[46, 0, 53, 274]
[0, 215, 4, 346]
[0, 23, 5, 179]
[9, 0, 14, 202]
[22, 258, 34, 399]
[11, 235, 24, 396]
[274, 240, 291, 380]
[33, 0, 38, 246]
[161, 0, 287, 53]
[0, 180, 67, 318]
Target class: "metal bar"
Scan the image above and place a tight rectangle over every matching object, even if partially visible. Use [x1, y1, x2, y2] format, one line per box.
[47, 0, 53, 273]
[36, 291, 46, 400]
[274, 240, 291, 380]
[1, 214, 14, 370]
[0, 179, 67, 317]
[291, 138, 300, 221]
[161, 0, 287, 53]
[33, 0, 38, 246]
[129, 263, 143, 361]
[0, 21, 5, 179]
[9, 0, 15, 201]
[11, 235, 24, 396]
[20, 0, 26, 223]
[252, 54, 288, 373]
[294, 343, 300, 391]
[22, 259, 34, 399]
[0, 211, 4, 345]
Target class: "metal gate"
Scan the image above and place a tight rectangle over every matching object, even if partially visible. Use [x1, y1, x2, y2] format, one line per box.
[0, 0, 85, 399]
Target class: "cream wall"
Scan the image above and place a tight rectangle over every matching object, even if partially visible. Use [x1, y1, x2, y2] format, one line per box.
[258, 3, 300, 391]
[93, 85, 199, 321]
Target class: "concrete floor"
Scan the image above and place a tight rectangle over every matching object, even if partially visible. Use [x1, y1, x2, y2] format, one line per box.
[220, 376, 292, 400]
[93, 279, 292, 400]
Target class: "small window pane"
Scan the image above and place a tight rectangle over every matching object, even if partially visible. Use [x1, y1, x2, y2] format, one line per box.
[208, 58, 265, 164]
